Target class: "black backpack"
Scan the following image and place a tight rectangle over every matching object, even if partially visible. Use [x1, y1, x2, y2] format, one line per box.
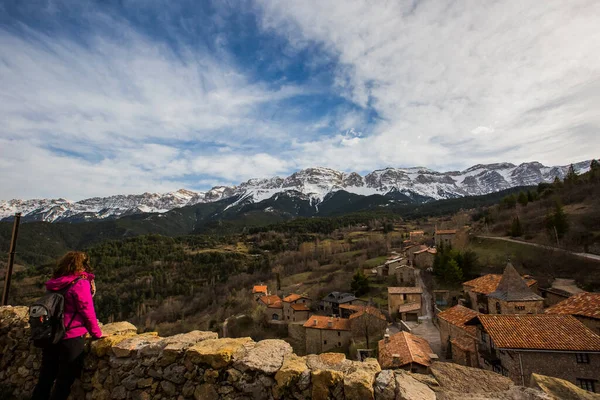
[29, 277, 82, 348]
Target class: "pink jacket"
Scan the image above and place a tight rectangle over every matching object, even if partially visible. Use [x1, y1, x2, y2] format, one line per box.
[45, 272, 103, 340]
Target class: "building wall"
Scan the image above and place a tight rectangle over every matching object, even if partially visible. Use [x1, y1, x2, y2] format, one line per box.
[414, 252, 434, 269]
[395, 266, 416, 286]
[487, 298, 544, 315]
[305, 328, 352, 354]
[350, 314, 387, 344]
[388, 293, 422, 316]
[292, 310, 310, 323]
[540, 290, 569, 307]
[479, 349, 600, 389]
[438, 319, 478, 367]
[463, 288, 489, 313]
[283, 298, 310, 322]
[435, 234, 455, 247]
[265, 307, 283, 321]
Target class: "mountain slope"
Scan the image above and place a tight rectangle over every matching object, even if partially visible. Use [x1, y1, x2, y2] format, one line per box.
[1, 160, 591, 223]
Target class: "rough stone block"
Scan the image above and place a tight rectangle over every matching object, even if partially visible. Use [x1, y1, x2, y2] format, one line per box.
[235, 339, 293, 375]
[185, 337, 254, 369]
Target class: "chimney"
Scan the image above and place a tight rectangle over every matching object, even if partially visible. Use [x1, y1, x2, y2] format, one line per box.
[313, 319, 318, 326]
[384, 334, 390, 343]
[327, 319, 333, 328]
[392, 354, 400, 364]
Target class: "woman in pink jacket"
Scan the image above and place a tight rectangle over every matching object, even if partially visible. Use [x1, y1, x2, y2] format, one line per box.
[32, 251, 103, 400]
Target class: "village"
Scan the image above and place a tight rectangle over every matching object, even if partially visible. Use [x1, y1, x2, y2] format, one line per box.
[249, 228, 600, 393]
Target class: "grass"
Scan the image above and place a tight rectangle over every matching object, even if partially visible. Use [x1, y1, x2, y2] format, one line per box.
[281, 272, 312, 287]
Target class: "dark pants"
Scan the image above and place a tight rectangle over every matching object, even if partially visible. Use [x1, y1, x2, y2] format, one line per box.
[32, 336, 85, 400]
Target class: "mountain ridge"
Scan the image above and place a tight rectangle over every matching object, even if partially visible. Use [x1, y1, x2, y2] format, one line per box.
[1, 160, 592, 223]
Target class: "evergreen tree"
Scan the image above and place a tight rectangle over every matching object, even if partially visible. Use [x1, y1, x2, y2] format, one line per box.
[526, 190, 534, 202]
[546, 200, 569, 239]
[564, 164, 578, 185]
[351, 269, 370, 297]
[590, 159, 600, 181]
[501, 194, 517, 209]
[510, 216, 523, 237]
[553, 176, 563, 188]
[517, 192, 528, 206]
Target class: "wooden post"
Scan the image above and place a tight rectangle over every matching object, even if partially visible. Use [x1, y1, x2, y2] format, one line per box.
[1, 213, 22, 306]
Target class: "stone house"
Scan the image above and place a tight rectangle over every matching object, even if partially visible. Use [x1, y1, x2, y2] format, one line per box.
[538, 278, 585, 307]
[404, 245, 428, 265]
[320, 292, 365, 317]
[413, 247, 436, 269]
[282, 294, 311, 323]
[388, 287, 422, 321]
[434, 229, 457, 247]
[546, 292, 600, 335]
[394, 264, 416, 286]
[378, 331, 436, 373]
[409, 230, 425, 242]
[258, 294, 283, 322]
[252, 285, 268, 301]
[462, 264, 538, 314]
[303, 315, 352, 354]
[376, 256, 407, 277]
[486, 263, 544, 315]
[466, 314, 600, 392]
[437, 305, 479, 367]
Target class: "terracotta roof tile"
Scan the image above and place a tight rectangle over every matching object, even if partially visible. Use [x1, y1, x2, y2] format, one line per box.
[435, 229, 457, 235]
[303, 315, 351, 331]
[341, 305, 386, 321]
[259, 295, 283, 309]
[252, 285, 267, 294]
[463, 274, 536, 295]
[397, 302, 421, 313]
[283, 293, 308, 303]
[546, 292, 600, 320]
[437, 305, 479, 336]
[388, 287, 423, 294]
[291, 303, 310, 311]
[378, 331, 434, 369]
[472, 314, 600, 351]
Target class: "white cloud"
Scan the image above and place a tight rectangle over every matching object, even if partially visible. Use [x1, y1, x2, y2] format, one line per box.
[256, 0, 600, 170]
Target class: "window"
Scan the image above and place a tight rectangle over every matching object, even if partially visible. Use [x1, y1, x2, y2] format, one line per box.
[338, 331, 341, 336]
[576, 353, 590, 364]
[272, 314, 279, 321]
[495, 302, 501, 314]
[576, 379, 596, 392]
[481, 331, 488, 343]
[515, 305, 525, 311]
[338, 342, 341, 347]
[324, 340, 327, 345]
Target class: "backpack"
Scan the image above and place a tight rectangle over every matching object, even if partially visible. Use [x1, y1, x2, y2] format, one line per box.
[29, 277, 82, 348]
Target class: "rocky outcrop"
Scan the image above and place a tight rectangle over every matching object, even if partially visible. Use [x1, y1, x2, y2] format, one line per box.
[529, 373, 600, 400]
[0, 306, 562, 400]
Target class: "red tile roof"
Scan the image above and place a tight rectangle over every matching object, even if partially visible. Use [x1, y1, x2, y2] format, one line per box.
[303, 315, 351, 331]
[388, 287, 423, 294]
[463, 274, 536, 295]
[291, 303, 310, 311]
[435, 229, 457, 235]
[340, 305, 386, 321]
[397, 302, 421, 313]
[283, 293, 308, 303]
[545, 292, 600, 320]
[472, 314, 600, 351]
[378, 331, 434, 369]
[450, 337, 476, 352]
[437, 305, 478, 336]
[259, 295, 283, 309]
[252, 285, 268, 294]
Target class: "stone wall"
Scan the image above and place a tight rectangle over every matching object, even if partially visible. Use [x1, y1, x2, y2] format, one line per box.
[487, 298, 544, 315]
[0, 306, 557, 400]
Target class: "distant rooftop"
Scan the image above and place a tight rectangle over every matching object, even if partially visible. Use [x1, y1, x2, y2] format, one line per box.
[259, 295, 282, 309]
[435, 229, 457, 235]
[388, 287, 423, 294]
[487, 263, 543, 302]
[252, 285, 267, 295]
[437, 305, 479, 336]
[378, 331, 435, 369]
[322, 292, 358, 304]
[463, 272, 536, 295]
[546, 292, 600, 320]
[303, 315, 351, 331]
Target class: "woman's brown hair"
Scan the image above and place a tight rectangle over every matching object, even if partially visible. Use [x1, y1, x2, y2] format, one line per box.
[52, 251, 91, 278]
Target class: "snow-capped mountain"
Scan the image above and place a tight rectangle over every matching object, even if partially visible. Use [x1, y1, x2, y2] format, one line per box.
[0, 160, 592, 223]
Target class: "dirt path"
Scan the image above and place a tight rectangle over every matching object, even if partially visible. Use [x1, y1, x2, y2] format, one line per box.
[475, 235, 600, 262]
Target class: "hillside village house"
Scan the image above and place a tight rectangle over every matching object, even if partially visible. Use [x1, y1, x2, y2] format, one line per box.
[413, 247, 437, 269]
[437, 305, 479, 367]
[339, 305, 388, 346]
[252, 285, 268, 301]
[462, 264, 538, 314]
[538, 278, 585, 307]
[259, 294, 283, 322]
[546, 292, 600, 335]
[376, 256, 407, 277]
[409, 230, 425, 242]
[486, 263, 544, 315]
[466, 314, 600, 392]
[320, 292, 365, 316]
[434, 229, 457, 247]
[394, 264, 416, 286]
[282, 294, 311, 323]
[378, 331, 436, 373]
[304, 315, 352, 354]
[405, 244, 427, 265]
[388, 287, 423, 321]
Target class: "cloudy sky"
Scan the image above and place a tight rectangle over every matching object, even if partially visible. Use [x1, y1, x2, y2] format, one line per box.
[1, 0, 599, 200]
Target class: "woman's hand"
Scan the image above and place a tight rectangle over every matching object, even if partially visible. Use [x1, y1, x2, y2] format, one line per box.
[90, 280, 96, 298]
